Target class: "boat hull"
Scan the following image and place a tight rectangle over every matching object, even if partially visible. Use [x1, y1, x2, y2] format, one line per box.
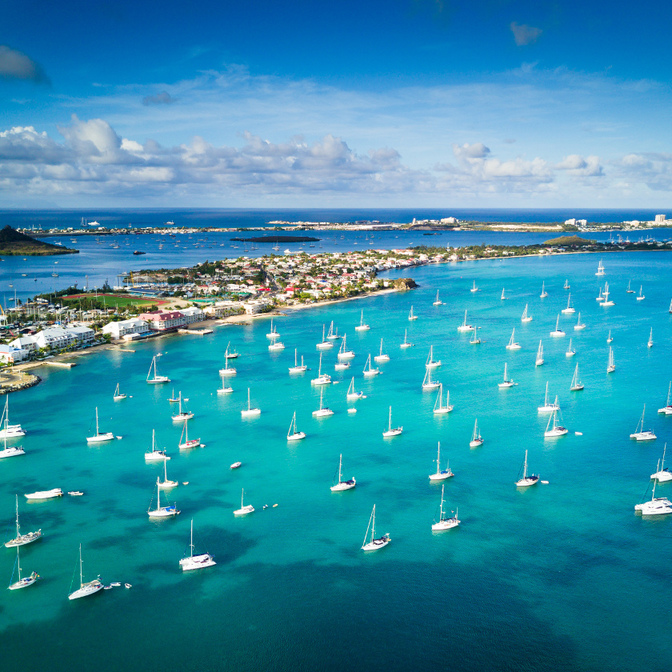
[180, 554, 216, 571]
[68, 580, 104, 600]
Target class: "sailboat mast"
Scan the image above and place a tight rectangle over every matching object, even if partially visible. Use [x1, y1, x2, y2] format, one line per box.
[79, 543, 83, 588]
[338, 454, 343, 482]
[190, 519, 194, 558]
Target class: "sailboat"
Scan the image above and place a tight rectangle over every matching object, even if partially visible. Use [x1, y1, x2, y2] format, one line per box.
[574, 313, 585, 330]
[515, 450, 540, 487]
[470, 280, 479, 293]
[316, 324, 334, 350]
[596, 286, 605, 302]
[647, 328, 654, 348]
[658, 382, 672, 415]
[241, 388, 261, 418]
[636, 285, 645, 301]
[268, 337, 285, 351]
[147, 354, 170, 384]
[433, 384, 453, 414]
[561, 293, 575, 314]
[113, 383, 127, 401]
[607, 347, 616, 373]
[537, 382, 560, 413]
[337, 335, 356, 360]
[596, 260, 605, 276]
[400, 329, 414, 348]
[469, 419, 484, 447]
[311, 352, 332, 385]
[470, 326, 481, 344]
[422, 366, 440, 391]
[362, 354, 380, 378]
[374, 338, 390, 363]
[144, 429, 169, 461]
[669, 298, 672, 314]
[346, 377, 365, 401]
[179, 520, 216, 571]
[630, 405, 656, 441]
[178, 419, 201, 449]
[233, 488, 254, 516]
[0, 397, 25, 439]
[433, 290, 444, 305]
[457, 310, 474, 332]
[431, 484, 460, 531]
[355, 310, 370, 331]
[312, 387, 334, 417]
[382, 406, 403, 437]
[361, 505, 390, 551]
[266, 319, 279, 339]
[326, 320, 340, 340]
[330, 454, 356, 491]
[565, 338, 576, 357]
[425, 345, 441, 369]
[171, 392, 194, 422]
[626, 280, 635, 294]
[601, 282, 614, 306]
[535, 340, 544, 366]
[0, 430, 24, 459]
[540, 281, 548, 298]
[86, 407, 114, 443]
[429, 442, 453, 480]
[635, 481, 672, 516]
[521, 304, 533, 323]
[570, 364, 584, 391]
[158, 459, 178, 489]
[544, 407, 568, 437]
[550, 315, 565, 337]
[408, 306, 418, 321]
[289, 349, 308, 373]
[219, 355, 237, 376]
[68, 544, 104, 599]
[287, 411, 306, 441]
[506, 328, 521, 350]
[607, 330, 613, 344]
[652, 444, 672, 482]
[225, 342, 239, 358]
[498, 362, 516, 388]
[563, 279, 570, 290]
[217, 377, 233, 395]
[4, 495, 42, 548]
[500, 288, 507, 300]
[8, 546, 38, 590]
[148, 477, 180, 518]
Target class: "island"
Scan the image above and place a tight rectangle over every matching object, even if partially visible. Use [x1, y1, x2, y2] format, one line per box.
[0, 225, 78, 256]
[230, 235, 320, 243]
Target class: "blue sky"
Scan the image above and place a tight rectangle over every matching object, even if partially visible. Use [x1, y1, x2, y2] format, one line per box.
[1, 0, 671, 209]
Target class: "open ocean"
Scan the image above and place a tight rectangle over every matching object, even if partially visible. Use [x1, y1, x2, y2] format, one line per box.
[2, 241, 672, 671]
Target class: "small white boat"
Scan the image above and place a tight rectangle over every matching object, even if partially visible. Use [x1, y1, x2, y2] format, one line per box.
[337, 335, 356, 360]
[0, 397, 25, 439]
[651, 444, 672, 482]
[334, 360, 350, 371]
[382, 406, 402, 437]
[596, 260, 605, 276]
[563, 279, 570, 290]
[498, 363, 516, 388]
[540, 281, 548, 298]
[469, 419, 484, 448]
[408, 306, 418, 321]
[647, 328, 653, 349]
[289, 349, 308, 373]
[566, 338, 576, 357]
[266, 319, 279, 340]
[355, 310, 370, 331]
[178, 419, 201, 449]
[625, 280, 634, 293]
[144, 429, 169, 461]
[373, 338, 390, 363]
[570, 363, 584, 391]
[171, 391, 194, 422]
[311, 352, 332, 385]
[312, 387, 334, 417]
[148, 477, 180, 518]
[457, 310, 474, 332]
[521, 304, 533, 323]
[158, 459, 179, 489]
[68, 544, 103, 600]
[535, 340, 544, 366]
[362, 354, 380, 378]
[316, 324, 334, 350]
[217, 378, 233, 395]
[607, 330, 613, 344]
[636, 285, 645, 301]
[561, 293, 575, 314]
[86, 407, 114, 443]
[230, 462, 242, 470]
[346, 377, 365, 401]
[607, 347, 616, 374]
[425, 345, 441, 369]
[0, 432, 24, 459]
[470, 280, 479, 293]
[538, 382, 560, 413]
[550, 315, 565, 338]
[268, 340, 285, 352]
[25, 488, 62, 501]
[422, 366, 440, 391]
[330, 454, 356, 492]
[515, 449, 540, 487]
[500, 288, 507, 300]
[147, 354, 170, 384]
[544, 407, 568, 437]
[400, 329, 414, 349]
[241, 388, 261, 418]
[233, 488, 254, 516]
[287, 411, 306, 441]
[433, 384, 453, 415]
[596, 287, 605, 302]
[470, 327, 481, 345]
[431, 484, 460, 531]
[635, 482, 672, 516]
[429, 441, 453, 481]
[219, 356, 237, 376]
[658, 382, 672, 415]
[630, 404, 656, 441]
[433, 290, 444, 305]
[574, 312, 585, 330]
[506, 328, 521, 350]
[225, 342, 239, 359]
[5, 495, 42, 548]
[601, 282, 614, 307]
[7, 545, 38, 590]
[179, 519, 216, 571]
[326, 320, 341, 340]
[113, 383, 127, 401]
[361, 505, 390, 551]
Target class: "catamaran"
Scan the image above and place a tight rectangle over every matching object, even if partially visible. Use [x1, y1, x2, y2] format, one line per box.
[355, 310, 370, 331]
[147, 354, 170, 384]
[498, 362, 515, 388]
[658, 382, 672, 415]
[289, 349, 308, 373]
[431, 484, 460, 531]
[630, 404, 656, 441]
[574, 313, 585, 330]
[433, 384, 453, 415]
[171, 392, 194, 422]
[544, 407, 568, 437]
[86, 407, 115, 443]
[515, 450, 540, 487]
[566, 338, 576, 357]
[400, 329, 414, 348]
[550, 315, 565, 337]
[337, 335, 356, 360]
[179, 520, 216, 571]
[408, 306, 418, 321]
[311, 352, 332, 385]
[382, 406, 402, 437]
[178, 419, 201, 449]
[346, 377, 365, 401]
[219, 356, 237, 376]
[561, 293, 575, 314]
[148, 477, 180, 518]
[362, 354, 380, 378]
[540, 281, 548, 298]
[469, 419, 484, 447]
[330, 454, 356, 491]
[457, 310, 474, 332]
[233, 488, 254, 516]
[287, 411, 306, 441]
[429, 442, 453, 480]
[647, 328, 653, 348]
[570, 363, 584, 391]
[0, 397, 25, 439]
[607, 347, 616, 373]
[538, 383, 560, 413]
[433, 290, 444, 305]
[241, 388, 261, 418]
[144, 429, 169, 461]
[5, 495, 41, 548]
[635, 481, 672, 516]
[422, 366, 440, 391]
[506, 328, 521, 350]
[113, 383, 127, 401]
[361, 505, 390, 551]
[425, 345, 441, 369]
[651, 444, 672, 482]
[636, 285, 645, 301]
[7, 545, 38, 590]
[596, 260, 605, 276]
[316, 324, 334, 350]
[535, 340, 544, 366]
[374, 338, 390, 363]
[470, 280, 479, 293]
[312, 387, 334, 417]
[521, 304, 533, 323]
[68, 544, 103, 600]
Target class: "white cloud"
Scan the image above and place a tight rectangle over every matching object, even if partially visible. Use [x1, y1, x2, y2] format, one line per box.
[555, 154, 603, 176]
[453, 143, 491, 160]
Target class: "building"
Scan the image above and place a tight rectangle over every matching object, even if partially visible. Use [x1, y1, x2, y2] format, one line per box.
[655, 214, 667, 224]
[102, 318, 149, 340]
[138, 311, 186, 331]
[178, 307, 205, 324]
[0, 344, 26, 363]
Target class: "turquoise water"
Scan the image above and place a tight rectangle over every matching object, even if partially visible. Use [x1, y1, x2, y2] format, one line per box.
[2, 251, 672, 671]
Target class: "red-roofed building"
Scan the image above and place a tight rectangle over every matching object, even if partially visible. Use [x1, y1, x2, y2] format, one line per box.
[138, 311, 186, 331]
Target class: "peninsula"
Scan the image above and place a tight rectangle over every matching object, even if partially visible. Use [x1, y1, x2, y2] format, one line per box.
[0, 225, 78, 256]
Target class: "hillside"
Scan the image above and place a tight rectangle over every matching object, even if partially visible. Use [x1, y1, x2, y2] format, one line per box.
[0, 225, 78, 255]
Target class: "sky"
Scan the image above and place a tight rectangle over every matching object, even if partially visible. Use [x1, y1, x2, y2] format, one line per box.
[1, 0, 672, 210]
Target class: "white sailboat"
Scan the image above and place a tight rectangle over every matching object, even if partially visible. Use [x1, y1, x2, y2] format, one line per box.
[311, 352, 332, 385]
[113, 383, 126, 401]
[470, 280, 479, 293]
[469, 419, 484, 447]
[171, 391, 194, 422]
[287, 411, 306, 441]
[7, 545, 38, 590]
[316, 324, 333, 350]
[570, 364, 584, 391]
[361, 505, 390, 551]
[535, 340, 544, 366]
[178, 419, 201, 449]
[563, 279, 570, 290]
[400, 329, 414, 348]
[425, 345, 441, 369]
[233, 488, 254, 516]
[607, 330, 613, 343]
[596, 260, 605, 276]
[574, 313, 585, 330]
[636, 285, 645, 301]
[630, 405, 656, 441]
[337, 335, 356, 360]
[561, 293, 575, 314]
[312, 387, 334, 417]
[433, 384, 453, 415]
[626, 280, 634, 293]
[268, 338, 285, 351]
[86, 407, 114, 443]
[326, 320, 340, 340]
[219, 355, 237, 376]
[346, 377, 365, 401]
[521, 304, 533, 323]
[470, 326, 481, 344]
[658, 382, 672, 415]
[431, 484, 460, 531]
[651, 444, 672, 482]
[500, 288, 507, 300]
[68, 544, 103, 600]
[596, 286, 604, 302]
[241, 388, 261, 418]
[457, 310, 474, 332]
[566, 338, 576, 357]
[158, 459, 178, 489]
[266, 319, 279, 339]
[289, 349, 308, 373]
[647, 328, 653, 348]
[550, 315, 565, 337]
[334, 359, 350, 371]
[601, 282, 614, 306]
[144, 429, 169, 461]
[506, 328, 521, 350]
[217, 377, 233, 395]
[544, 407, 568, 437]
[540, 281, 548, 298]
[433, 290, 444, 305]
[422, 366, 440, 391]
[330, 454, 356, 491]
[607, 347, 615, 373]
[374, 338, 390, 363]
[538, 382, 560, 413]
[225, 342, 239, 359]
[0, 431, 24, 459]
[5, 495, 42, 548]
[635, 481, 672, 516]
[148, 477, 180, 518]
[429, 442, 453, 481]
[147, 354, 170, 384]
[0, 397, 25, 439]
[362, 354, 380, 377]
[355, 310, 370, 331]
[515, 450, 540, 487]
[382, 406, 403, 437]
[498, 362, 516, 388]
[179, 520, 216, 571]
[408, 305, 418, 321]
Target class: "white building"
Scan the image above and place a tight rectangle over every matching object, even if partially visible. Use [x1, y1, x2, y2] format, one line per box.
[655, 214, 667, 224]
[0, 344, 26, 363]
[102, 318, 149, 340]
[64, 325, 95, 344]
[178, 307, 205, 324]
[9, 336, 38, 354]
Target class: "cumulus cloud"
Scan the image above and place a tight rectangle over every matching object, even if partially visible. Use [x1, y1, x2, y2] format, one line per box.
[555, 154, 603, 176]
[510, 22, 542, 46]
[0, 45, 50, 84]
[453, 143, 490, 160]
[142, 91, 176, 106]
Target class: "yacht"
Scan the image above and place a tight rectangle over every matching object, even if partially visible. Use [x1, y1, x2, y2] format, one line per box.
[288, 349, 308, 373]
[337, 335, 356, 360]
[422, 366, 440, 391]
[311, 352, 332, 386]
[565, 338, 576, 357]
[219, 356, 237, 376]
[400, 329, 414, 349]
[521, 304, 532, 323]
[241, 388, 261, 418]
[330, 454, 356, 492]
[0, 433, 24, 459]
[268, 339, 285, 352]
[636, 286, 645, 301]
[635, 482, 672, 516]
[266, 319, 279, 340]
[647, 328, 653, 349]
[570, 364, 584, 391]
[544, 407, 568, 437]
[498, 363, 516, 388]
[147, 354, 170, 384]
[86, 407, 115, 443]
[429, 442, 453, 481]
[563, 279, 570, 290]
[179, 520, 216, 571]
[326, 321, 341, 340]
[596, 260, 605, 276]
[5, 495, 42, 548]
[431, 484, 460, 531]
[574, 313, 585, 330]
[537, 382, 560, 413]
[457, 310, 474, 332]
[233, 488, 254, 516]
[630, 405, 656, 441]
[469, 419, 484, 448]
[68, 545, 104, 600]
[312, 387, 334, 417]
[361, 505, 390, 551]
[362, 354, 380, 378]
[433, 290, 444, 305]
[658, 382, 672, 415]
[500, 288, 507, 300]
[607, 347, 615, 373]
[316, 324, 334, 350]
[355, 310, 370, 331]
[7, 546, 39, 590]
[535, 340, 544, 366]
[470, 327, 481, 345]
[286, 411, 306, 441]
[550, 315, 565, 337]
[0, 396, 25, 439]
[515, 450, 539, 487]
[171, 392, 194, 422]
[144, 429, 169, 461]
[382, 406, 403, 437]
[561, 293, 575, 314]
[601, 282, 614, 307]
[147, 478, 180, 518]
[470, 281, 479, 293]
[113, 383, 126, 401]
[158, 460, 178, 489]
[506, 328, 521, 350]
[425, 345, 441, 369]
[408, 306, 418, 321]
[540, 281, 548, 298]
[373, 338, 390, 363]
[24, 488, 63, 501]
[433, 384, 453, 414]
[346, 377, 365, 401]
[651, 444, 672, 483]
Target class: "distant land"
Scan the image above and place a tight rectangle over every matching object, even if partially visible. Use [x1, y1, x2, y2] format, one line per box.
[230, 235, 320, 243]
[0, 225, 78, 256]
